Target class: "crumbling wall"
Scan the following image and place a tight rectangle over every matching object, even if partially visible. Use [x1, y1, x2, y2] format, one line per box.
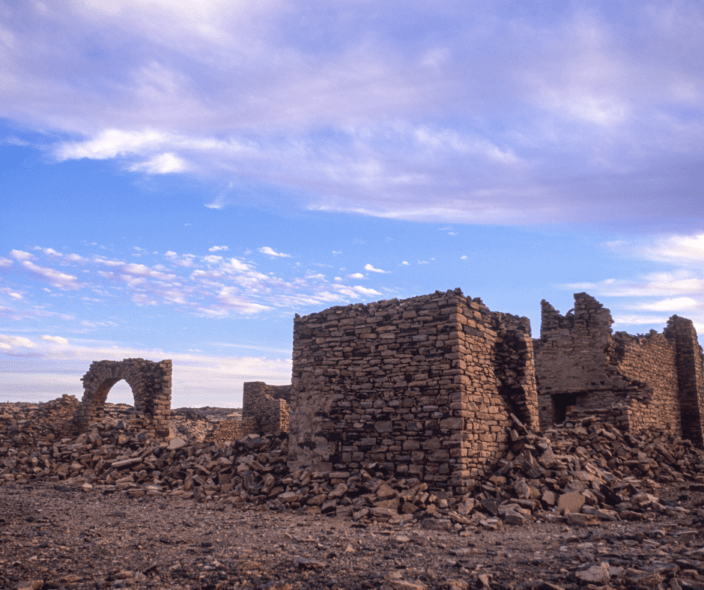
[535, 293, 704, 444]
[242, 382, 291, 434]
[210, 382, 292, 442]
[665, 316, 704, 445]
[209, 418, 257, 443]
[287, 289, 539, 494]
[610, 330, 680, 434]
[74, 359, 172, 438]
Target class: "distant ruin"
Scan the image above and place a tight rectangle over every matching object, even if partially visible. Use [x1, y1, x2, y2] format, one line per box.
[210, 381, 292, 442]
[287, 289, 539, 494]
[74, 358, 172, 438]
[535, 293, 704, 445]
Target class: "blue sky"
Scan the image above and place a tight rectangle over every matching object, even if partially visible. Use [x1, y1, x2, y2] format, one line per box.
[1, 1, 703, 407]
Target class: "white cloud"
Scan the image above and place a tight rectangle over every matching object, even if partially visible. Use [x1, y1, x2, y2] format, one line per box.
[460, 255, 467, 260]
[40, 335, 69, 345]
[129, 152, 189, 174]
[0, 334, 36, 350]
[347, 272, 365, 279]
[22, 261, 83, 290]
[215, 287, 271, 314]
[613, 233, 704, 265]
[631, 297, 699, 312]
[352, 286, 382, 296]
[208, 245, 229, 252]
[0, 257, 13, 268]
[10, 250, 33, 261]
[613, 315, 670, 326]
[259, 246, 291, 258]
[8, 292, 23, 300]
[364, 263, 389, 274]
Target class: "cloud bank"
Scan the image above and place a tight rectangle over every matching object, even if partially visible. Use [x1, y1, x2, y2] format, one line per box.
[1, 1, 703, 224]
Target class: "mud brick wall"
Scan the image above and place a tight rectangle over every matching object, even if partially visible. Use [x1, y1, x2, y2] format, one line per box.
[74, 359, 172, 438]
[242, 382, 292, 434]
[287, 289, 539, 494]
[535, 293, 704, 445]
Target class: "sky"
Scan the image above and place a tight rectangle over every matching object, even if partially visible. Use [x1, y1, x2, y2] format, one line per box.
[1, 0, 703, 408]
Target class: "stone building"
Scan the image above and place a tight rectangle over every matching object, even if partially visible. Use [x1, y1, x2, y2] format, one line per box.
[287, 289, 539, 494]
[535, 293, 704, 445]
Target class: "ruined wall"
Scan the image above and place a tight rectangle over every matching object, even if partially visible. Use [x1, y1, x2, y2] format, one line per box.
[74, 359, 172, 438]
[287, 289, 539, 494]
[242, 382, 291, 435]
[665, 316, 704, 445]
[535, 293, 704, 444]
[611, 330, 680, 434]
[209, 382, 293, 442]
[209, 418, 257, 443]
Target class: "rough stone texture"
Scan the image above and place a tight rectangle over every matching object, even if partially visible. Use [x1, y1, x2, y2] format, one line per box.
[210, 382, 292, 442]
[243, 381, 292, 434]
[287, 289, 539, 494]
[535, 293, 704, 445]
[210, 417, 257, 442]
[73, 358, 172, 438]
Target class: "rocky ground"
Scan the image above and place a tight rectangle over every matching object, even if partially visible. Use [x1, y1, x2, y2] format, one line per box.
[2, 397, 704, 590]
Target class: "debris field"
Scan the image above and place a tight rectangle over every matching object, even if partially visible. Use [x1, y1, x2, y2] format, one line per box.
[1, 397, 704, 590]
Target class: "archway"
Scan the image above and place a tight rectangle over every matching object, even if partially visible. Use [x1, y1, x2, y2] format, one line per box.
[73, 358, 172, 438]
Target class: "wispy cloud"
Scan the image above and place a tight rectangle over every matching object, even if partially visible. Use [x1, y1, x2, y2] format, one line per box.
[364, 263, 389, 274]
[1, 245, 388, 321]
[562, 231, 704, 334]
[2, 2, 702, 225]
[21, 261, 83, 290]
[258, 247, 291, 258]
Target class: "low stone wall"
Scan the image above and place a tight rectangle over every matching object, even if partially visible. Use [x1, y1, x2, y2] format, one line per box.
[287, 289, 539, 494]
[209, 418, 258, 443]
[74, 359, 172, 438]
[242, 382, 291, 435]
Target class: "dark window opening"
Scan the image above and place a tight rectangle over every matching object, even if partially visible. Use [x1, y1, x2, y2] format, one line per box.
[552, 393, 577, 424]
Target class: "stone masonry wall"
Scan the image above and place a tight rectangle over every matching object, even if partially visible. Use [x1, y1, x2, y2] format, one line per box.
[210, 382, 293, 443]
[74, 359, 172, 438]
[210, 418, 257, 443]
[665, 316, 704, 445]
[535, 293, 704, 445]
[611, 330, 680, 434]
[287, 289, 539, 494]
[242, 382, 292, 434]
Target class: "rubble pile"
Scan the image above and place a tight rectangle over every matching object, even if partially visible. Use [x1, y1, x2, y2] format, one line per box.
[2, 400, 704, 535]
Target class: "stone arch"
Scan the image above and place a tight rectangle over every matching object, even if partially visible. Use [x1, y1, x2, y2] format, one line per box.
[73, 358, 172, 438]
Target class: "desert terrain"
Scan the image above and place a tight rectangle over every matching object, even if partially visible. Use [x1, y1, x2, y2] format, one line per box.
[1, 398, 704, 590]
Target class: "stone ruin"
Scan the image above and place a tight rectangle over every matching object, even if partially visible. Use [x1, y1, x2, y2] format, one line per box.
[535, 292, 704, 445]
[73, 358, 172, 438]
[67, 290, 704, 496]
[287, 289, 539, 495]
[210, 381, 292, 442]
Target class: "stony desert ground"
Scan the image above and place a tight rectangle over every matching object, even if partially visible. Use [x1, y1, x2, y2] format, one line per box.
[2, 398, 704, 590]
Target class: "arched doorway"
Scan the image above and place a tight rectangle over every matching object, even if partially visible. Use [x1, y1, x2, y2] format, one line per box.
[73, 358, 172, 438]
